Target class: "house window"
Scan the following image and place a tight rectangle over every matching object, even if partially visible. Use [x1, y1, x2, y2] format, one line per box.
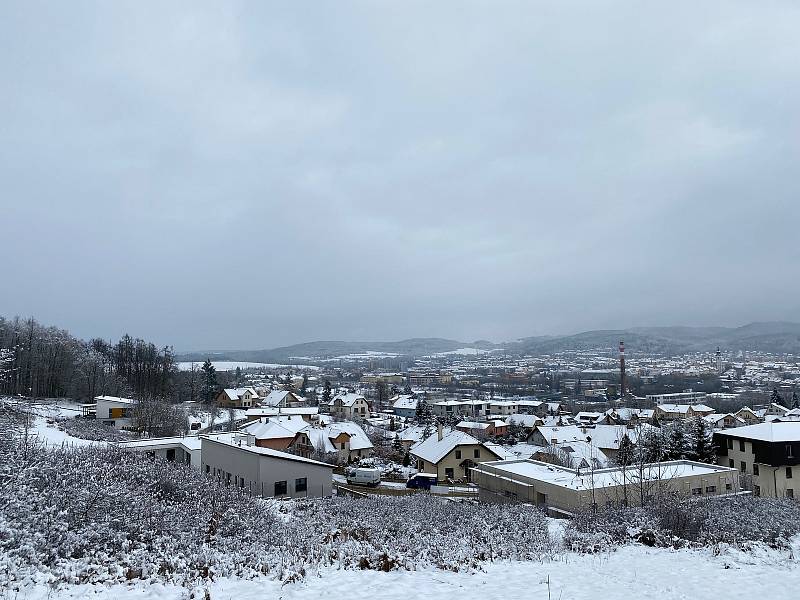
[725, 483, 732, 491]
[740, 461, 746, 473]
[274, 480, 288, 496]
[729, 459, 735, 468]
[754, 485, 761, 497]
[445, 468, 454, 479]
[205, 465, 210, 474]
[739, 440, 745, 452]
[788, 488, 794, 499]
[727, 438, 733, 450]
[753, 464, 760, 476]
[295, 478, 307, 493]
[705, 486, 716, 493]
[691, 487, 702, 496]
[787, 467, 793, 479]
[474, 449, 480, 459]
[455, 450, 462, 459]
[788, 445, 795, 459]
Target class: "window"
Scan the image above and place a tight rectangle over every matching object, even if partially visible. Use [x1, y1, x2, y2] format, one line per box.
[727, 438, 733, 450]
[691, 487, 702, 496]
[740, 461, 747, 473]
[274, 480, 288, 496]
[706, 486, 716, 493]
[725, 483, 733, 491]
[739, 440, 745, 452]
[788, 445, 795, 459]
[787, 467, 793, 479]
[729, 459, 735, 468]
[239, 478, 245, 488]
[753, 463, 760, 476]
[474, 449, 480, 459]
[445, 468, 454, 479]
[754, 485, 761, 497]
[295, 478, 307, 493]
[788, 488, 794, 499]
[455, 450, 462, 459]
[205, 465, 210, 474]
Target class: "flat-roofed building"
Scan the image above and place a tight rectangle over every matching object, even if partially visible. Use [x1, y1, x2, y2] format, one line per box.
[471, 459, 738, 515]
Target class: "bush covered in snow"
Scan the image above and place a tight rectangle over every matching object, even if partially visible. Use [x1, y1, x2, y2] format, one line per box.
[0, 434, 554, 592]
[565, 494, 800, 552]
[56, 417, 130, 442]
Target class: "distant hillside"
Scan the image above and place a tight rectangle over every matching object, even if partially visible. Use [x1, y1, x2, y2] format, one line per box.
[176, 338, 499, 363]
[509, 322, 800, 356]
[176, 322, 800, 362]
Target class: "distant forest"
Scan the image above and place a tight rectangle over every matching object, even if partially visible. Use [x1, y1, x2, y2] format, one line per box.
[0, 316, 180, 402]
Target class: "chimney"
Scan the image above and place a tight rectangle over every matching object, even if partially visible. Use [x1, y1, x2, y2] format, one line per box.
[437, 423, 443, 441]
[619, 340, 626, 397]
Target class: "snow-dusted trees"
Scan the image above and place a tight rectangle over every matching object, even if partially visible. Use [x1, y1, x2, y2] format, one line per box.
[131, 396, 188, 437]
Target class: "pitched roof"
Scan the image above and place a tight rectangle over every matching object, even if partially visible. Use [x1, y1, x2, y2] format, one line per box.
[330, 393, 366, 407]
[411, 430, 499, 464]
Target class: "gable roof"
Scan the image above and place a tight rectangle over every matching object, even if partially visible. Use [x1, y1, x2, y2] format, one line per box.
[262, 390, 298, 407]
[330, 392, 366, 407]
[411, 430, 500, 464]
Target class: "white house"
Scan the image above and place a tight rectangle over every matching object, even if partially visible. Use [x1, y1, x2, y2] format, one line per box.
[95, 396, 136, 429]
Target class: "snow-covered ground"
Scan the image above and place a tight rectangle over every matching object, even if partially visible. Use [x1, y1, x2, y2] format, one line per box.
[30, 416, 96, 447]
[177, 361, 320, 371]
[13, 540, 800, 600]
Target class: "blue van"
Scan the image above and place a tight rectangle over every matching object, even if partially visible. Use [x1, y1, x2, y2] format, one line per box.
[406, 473, 438, 490]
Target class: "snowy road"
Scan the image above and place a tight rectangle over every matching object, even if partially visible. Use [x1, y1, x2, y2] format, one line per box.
[13, 541, 800, 600]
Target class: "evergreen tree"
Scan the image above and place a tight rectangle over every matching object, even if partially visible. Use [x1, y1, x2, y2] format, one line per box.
[771, 387, 785, 408]
[692, 417, 716, 463]
[402, 451, 411, 467]
[321, 379, 332, 406]
[792, 391, 799, 410]
[616, 433, 635, 467]
[200, 359, 217, 403]
[300, 373, 308, 396]
[666, 420, 689, 460]
[234, 366, 243, 387]
[376, 380, 389, 412]
[403, 381, 412, 394]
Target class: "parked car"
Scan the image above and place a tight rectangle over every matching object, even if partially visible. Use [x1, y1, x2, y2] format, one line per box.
[346, 467, 381, 487]
[406, 473, 438, 490]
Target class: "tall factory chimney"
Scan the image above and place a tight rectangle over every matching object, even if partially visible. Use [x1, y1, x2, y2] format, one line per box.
[619, 340, 626, 398]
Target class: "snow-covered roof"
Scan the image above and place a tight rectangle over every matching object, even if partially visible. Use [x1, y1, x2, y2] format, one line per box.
[534, 425, 587, 444]
[508, 414, 543, 428]
[475, 459, 735, 491]
[411, 430, 499, 464]
[392, 395, 418, 410]
[716, 421, 800, 443]
[202, 434, 333, 467]
[304, 421, 374, 452]
[456, 421, 490, 430]
[118, 436, 201, 452]
[262, 390, 298, 407]
[657, 403, 714, 414]
[94, 395, 136, 405]
[241, 416, 308, 440]
[330, 393, 366, 407]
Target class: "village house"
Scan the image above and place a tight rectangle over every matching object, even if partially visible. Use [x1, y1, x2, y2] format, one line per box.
[240, 415, 310, 451]
[703, 413, 747, 430]
[215, 387, 260, 409]
[455, 419, 508, 438]
[329, 392, 370, 420]
[735, 406, 762, 425]
[94, 395, 136, 429]
[391, 394, 418, 419]
[244, 406, 319, 423]
[714, 421, 800, 498]
[261, 389, 304, 408]
[291, 421, 375, 463]
[653, 403, 715, 422]
[410, 427, 502, 482]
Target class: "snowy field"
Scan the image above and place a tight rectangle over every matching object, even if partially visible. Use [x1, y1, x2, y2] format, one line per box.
[177, 361, 320, 371]
[13, 540, 800, 600]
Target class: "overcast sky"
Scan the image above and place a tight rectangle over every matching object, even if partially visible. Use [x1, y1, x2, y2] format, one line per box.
[1, 1, 799, 351]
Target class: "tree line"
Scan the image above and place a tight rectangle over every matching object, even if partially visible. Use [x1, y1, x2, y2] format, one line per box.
[0, 316, 177, 401]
